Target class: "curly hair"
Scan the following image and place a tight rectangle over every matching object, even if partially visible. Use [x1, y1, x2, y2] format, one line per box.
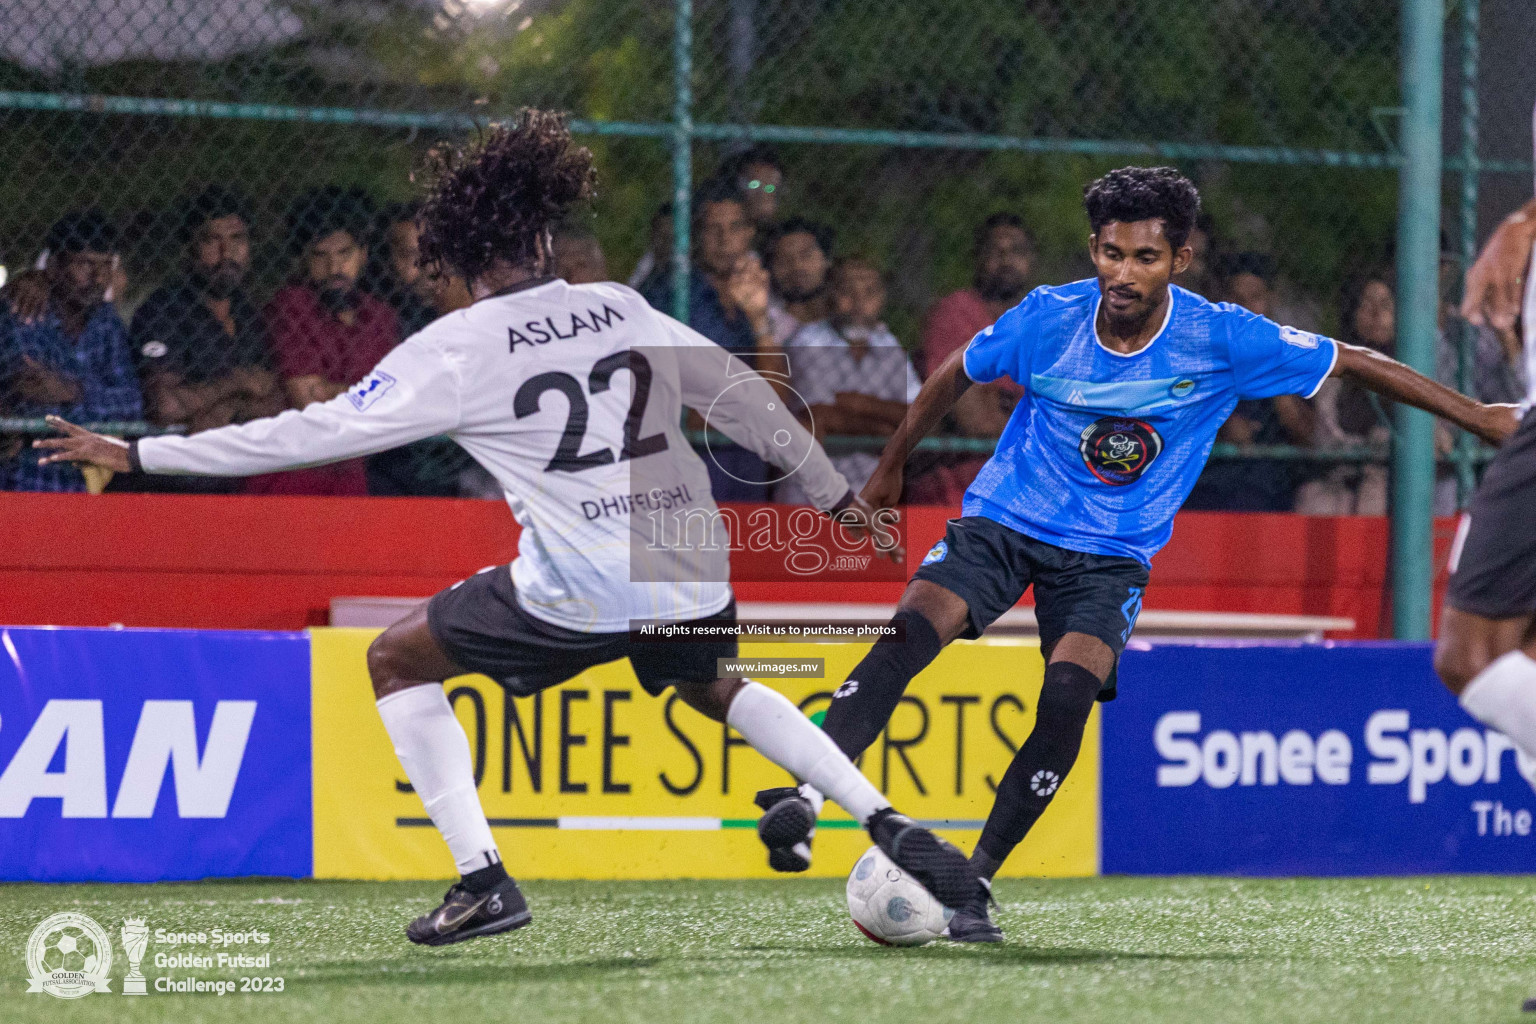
[417, 109, 596, 283]
[1083, 166, 1201, 251]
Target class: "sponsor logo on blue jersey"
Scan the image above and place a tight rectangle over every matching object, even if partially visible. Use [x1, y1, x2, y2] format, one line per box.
[1078, 417, 1163, 486]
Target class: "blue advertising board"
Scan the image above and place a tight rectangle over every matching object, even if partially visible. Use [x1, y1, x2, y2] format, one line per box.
[1103, 642, 1536, 875]
[0, 627, 312, 881]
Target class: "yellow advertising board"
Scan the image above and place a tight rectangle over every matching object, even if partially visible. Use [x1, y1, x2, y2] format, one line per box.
[310, 628, 1098, 880]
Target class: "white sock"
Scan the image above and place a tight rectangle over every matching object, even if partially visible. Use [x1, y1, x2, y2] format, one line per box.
[1459, 651, 1536, 788]
[376, 684, 501, 875]
[727, 681, 889, 823]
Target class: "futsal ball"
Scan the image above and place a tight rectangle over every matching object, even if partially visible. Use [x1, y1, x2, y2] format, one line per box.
[846, 845, 954, 946]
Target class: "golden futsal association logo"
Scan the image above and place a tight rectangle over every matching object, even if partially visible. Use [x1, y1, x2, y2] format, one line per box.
[25, 911, 114, 999]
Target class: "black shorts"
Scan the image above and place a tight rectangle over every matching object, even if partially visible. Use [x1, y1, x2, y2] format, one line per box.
[1447, 410, 1536, 619]
[912, 516, 1150, 700]
[426, 566, 737, 697]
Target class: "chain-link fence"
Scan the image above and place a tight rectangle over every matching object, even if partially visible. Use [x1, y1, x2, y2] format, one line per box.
[0, 0, 1529, 504]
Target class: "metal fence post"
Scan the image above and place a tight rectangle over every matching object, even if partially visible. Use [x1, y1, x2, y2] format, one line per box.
[670, 0, 694, 325]
[1391, 0, 1445, 640]
[1454, 0, 1481, 505]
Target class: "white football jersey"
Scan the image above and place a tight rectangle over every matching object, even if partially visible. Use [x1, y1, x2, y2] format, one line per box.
[137, 280, 852, 632]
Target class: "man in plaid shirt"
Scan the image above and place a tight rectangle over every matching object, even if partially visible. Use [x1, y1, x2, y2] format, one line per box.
[0, 210, 142, 491]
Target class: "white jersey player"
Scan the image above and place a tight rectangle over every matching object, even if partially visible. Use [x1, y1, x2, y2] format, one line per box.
[39, 110, 978, 946]
[1436, 95, 1536, 798]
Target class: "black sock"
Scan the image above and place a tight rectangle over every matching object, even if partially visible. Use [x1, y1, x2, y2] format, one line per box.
[460, 858, 508, 893]
[975, 661, 1102, 874]
[819, 610, 944, 759]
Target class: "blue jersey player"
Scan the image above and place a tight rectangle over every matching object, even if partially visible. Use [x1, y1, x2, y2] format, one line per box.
[751, 167, 1518, 941]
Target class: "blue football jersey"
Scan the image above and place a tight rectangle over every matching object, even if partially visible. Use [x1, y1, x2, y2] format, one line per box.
[961, 279, 1338, 564]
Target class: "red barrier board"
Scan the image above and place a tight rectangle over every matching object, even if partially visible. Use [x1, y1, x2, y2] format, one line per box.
[0, 492, 1456, 636]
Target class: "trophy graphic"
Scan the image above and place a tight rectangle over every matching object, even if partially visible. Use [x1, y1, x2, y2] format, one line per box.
[120, 919, 149, 996]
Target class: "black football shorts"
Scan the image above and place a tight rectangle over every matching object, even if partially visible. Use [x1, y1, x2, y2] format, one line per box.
[1447, 410, 1536, 620]
[912, 515, 1149, 700]
[426, 565, 737, 696]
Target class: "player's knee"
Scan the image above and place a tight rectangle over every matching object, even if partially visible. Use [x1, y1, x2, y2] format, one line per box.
[366, 630, 411, 698]
[1433, 637, 1487, 695]
[674, 677, 744, 722]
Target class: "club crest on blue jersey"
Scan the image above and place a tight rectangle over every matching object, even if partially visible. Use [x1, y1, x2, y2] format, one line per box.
[1078, 416, 1163, 486]
[1169, 378, 1196, 399]
[921, 540, 948, 565]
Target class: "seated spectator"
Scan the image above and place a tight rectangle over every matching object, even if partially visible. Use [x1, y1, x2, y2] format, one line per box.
[127, 187, 282, 493]
[724, 144, 785, 233]
[775, 257, 920, 506]
[1295, 268, 1514, 516]
[370, 203, 438, 336]
[764, 218, 833, 345]
[359, 202, 468, 497]
[628, 203, 672, 291]
[906, 212, 1031, 505]
[1184, 253, 1314, 511]
[248, 186, 399, 496]
[0, 210, 142, 492]
[641, 180, 777, 500]
[1175, 212, 1220, 299]
[552, 224, 608, 284]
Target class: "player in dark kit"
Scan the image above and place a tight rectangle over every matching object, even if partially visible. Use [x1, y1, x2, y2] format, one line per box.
[751, 166, 1519, 942]
[1434, 158, 1536, 803]
[38, 111, 978, 947]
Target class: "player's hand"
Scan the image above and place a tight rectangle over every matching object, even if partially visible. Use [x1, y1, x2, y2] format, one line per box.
[860, 463, 904, 513]
[1461, 200, 1536, 341]
[32, 416, 132, 473]
[830, 493, 904, 564]
[1474, 403, 1521, 447]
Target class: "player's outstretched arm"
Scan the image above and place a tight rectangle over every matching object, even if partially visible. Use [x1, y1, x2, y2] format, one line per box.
[1331, 342, 1519, 446]
[35, 340, 461, 477]
[861, 346, 975, 509]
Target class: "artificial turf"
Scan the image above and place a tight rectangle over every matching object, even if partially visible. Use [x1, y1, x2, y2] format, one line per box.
[1, 876, 1533, 1023]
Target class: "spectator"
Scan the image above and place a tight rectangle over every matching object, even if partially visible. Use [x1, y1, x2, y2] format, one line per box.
[1184, 253, 1314, 512]
[907, 212, 1032, 505]
[0, 210, 142, 492]
[627, 203, 672, 291]
[130, 188, 283, 488]
[764, 218, 833, 345]
[370, 203, 438, 336]
[249, 186, 399, 496]
[641, 180, 778, 499]
[724, 144, 784, 230]
[775, 257, 920, 505]
[1174, 212, 1220, 299]
[1295, 268, 1520, 516]
[552, 224, 608, 284]
[361, 202, 468, 497]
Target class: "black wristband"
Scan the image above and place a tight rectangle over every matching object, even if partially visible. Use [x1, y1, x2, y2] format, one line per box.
[127, 439, 142, 473]
[826, 488, 857, 515]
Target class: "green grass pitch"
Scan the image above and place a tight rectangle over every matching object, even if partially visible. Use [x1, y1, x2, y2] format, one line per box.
[1, 876, 1533, 1022]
